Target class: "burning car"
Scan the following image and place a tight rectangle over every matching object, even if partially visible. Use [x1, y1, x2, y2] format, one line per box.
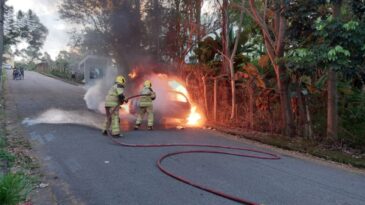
[128, 90, 191, 122]
[125, 74, 203, 127]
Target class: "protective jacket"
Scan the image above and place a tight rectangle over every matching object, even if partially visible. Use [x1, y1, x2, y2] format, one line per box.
[103, 83, 125, 136]
[136, 87, 156, 127]
[139, 87, 156, 107]
[105, 84, 125, 107]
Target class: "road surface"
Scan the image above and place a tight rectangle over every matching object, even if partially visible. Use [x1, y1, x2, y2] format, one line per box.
[6, 71, 365, 205]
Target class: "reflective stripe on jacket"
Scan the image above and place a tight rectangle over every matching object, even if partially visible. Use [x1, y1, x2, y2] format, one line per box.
[139, 87, 156, 107]
[105, 84, 124, 107]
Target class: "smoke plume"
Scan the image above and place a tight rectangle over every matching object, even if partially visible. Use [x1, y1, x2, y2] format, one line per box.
[83, 65, 117, 113]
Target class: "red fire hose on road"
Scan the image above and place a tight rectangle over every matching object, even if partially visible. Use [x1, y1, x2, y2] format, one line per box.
[106, 96, 281, 205]
[108, 137, 280, 205]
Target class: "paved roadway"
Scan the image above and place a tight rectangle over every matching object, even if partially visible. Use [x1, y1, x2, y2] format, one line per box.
[6, 71, 365, 205]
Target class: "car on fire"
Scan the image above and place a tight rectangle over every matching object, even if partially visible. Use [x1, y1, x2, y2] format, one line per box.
[128, 90, 192, 123]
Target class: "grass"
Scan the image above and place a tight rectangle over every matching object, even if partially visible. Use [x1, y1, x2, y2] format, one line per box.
[50, 70, 70, 79]
[0, 69, 32, 204]
[0, 173, 31, 205]
[261, 136, 365, 169]
[40, 70, 82, 85]
[0, 74, 14, 168]
[0, 149, 15, 168]
[211, 125, 365, 169]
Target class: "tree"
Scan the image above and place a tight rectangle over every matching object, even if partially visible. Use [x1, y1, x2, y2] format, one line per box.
[2, 6, 48, 63]
[239, 0, 295, 136]
[0, 0, 5, 83]
[326, 0, 342, 139]
[286, 0, 365, 140]
[55, 50, 82, 73]
[59, 0, 145, 72]
[144, 0, 163, 58]
[24, 10, 48, 51]
[3, 4, 18, 52]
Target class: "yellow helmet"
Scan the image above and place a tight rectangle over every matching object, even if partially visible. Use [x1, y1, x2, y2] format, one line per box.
[144, 80, 152, 88]
[115, 75, 126, 85]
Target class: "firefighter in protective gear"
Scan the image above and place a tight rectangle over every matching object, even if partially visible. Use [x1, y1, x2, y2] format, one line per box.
[102, 75, 127, 137]
[134, 80, 156, 130]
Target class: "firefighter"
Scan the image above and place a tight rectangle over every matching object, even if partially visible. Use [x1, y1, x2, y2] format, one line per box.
[134, 80, 156, 130]
[102, 75, 127, 137]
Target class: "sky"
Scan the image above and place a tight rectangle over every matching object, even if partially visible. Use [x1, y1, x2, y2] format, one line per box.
[7, 0, 70, 59]
[6, 0, 214, 60]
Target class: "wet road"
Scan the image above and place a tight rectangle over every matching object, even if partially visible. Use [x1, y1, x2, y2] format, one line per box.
[6, 71, 365, 205]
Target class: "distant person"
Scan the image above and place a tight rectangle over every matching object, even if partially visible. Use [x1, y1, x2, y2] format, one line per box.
[12, 67, 16, 80]
[20, 67, 24, 79]
[102, 75, 127, 137]
[13, 67, 21, 80]
[134, 80, 156, 130]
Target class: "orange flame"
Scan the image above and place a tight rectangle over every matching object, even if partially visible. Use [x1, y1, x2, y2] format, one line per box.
[157, 73, 168, 78]
[187, 106, 203, 126]
[128, 70, 137, 79]
[168, 80, 204, 127]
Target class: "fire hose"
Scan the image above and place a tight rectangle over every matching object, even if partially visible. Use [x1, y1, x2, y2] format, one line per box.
[106, 94, 150, 128]
[105, 96, 281, 205]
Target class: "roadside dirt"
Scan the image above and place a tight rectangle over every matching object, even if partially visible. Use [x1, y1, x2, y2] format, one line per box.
[4, 79, 69, 205]
[206, 124, 365, 175]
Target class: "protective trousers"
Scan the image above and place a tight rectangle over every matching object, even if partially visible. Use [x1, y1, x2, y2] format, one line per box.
[103, 106, 120, 135]
[136, 105, 154, 127]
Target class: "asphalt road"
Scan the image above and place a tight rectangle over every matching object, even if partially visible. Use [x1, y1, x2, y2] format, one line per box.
[6, 71, 365, 205]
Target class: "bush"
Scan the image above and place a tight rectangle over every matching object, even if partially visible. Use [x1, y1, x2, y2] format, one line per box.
[340, 90, 365, 150]
[0, 173, 31, 205]
[0, 149, 15, 167]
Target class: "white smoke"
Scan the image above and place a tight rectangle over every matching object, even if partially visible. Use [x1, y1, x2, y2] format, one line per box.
[81, 64, 195, 125]
[22, 109, 104, 129]
[83, 66, 117, 113]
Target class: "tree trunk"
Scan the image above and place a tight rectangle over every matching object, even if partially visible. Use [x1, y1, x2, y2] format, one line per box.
[202, 76, 208, 116]
[195, 0, 202, 42]
[230, 78, 236, 120]
[248, 0, 295, 137]
[221, 0, 229, 74]
[230, 61, 236, 120]
[305, 99, 313, 138]
[327, 70, 338, 139]
[214, 78, 218, 121]
[327, 0, 342, 139]
[276, 64, 295, 137]
[228, 11, 244, 120]
[297, 84, 306, 137]
[0, 0, 4, 86]
[248, 82, 254, 129]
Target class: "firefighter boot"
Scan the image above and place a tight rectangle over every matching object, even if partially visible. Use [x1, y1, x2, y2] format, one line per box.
[134, 124, 141, 130]
[112, 133, 124, 138]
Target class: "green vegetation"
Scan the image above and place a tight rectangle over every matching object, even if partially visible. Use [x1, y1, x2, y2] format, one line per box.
[0, 72, 13, 168]
[0, 68, 32, 204]
[0, 173, 31, 205]
[214, 126, 365, 169]
[55, 0, 365, 166]
[50, 69, 71, 80]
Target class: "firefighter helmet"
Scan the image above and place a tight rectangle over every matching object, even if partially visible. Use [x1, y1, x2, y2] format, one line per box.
[144, 80, 152, 88]
[115, 75, 126, 85]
